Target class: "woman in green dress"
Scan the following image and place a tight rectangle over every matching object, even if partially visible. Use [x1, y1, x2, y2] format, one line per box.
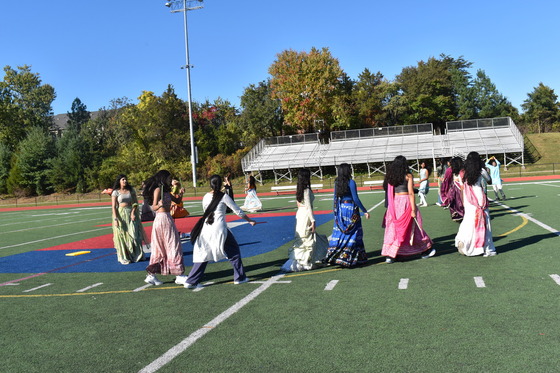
[111, 174, 146, 264]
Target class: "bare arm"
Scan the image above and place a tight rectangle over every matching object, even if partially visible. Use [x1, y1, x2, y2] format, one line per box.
[407, 173, 416, 218]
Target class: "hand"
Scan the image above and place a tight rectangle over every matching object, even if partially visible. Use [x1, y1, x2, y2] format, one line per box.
[411, 210, 417, 219]
[248, 219, 256, 226]
[364, 212, 370, 220]
[114, 219, 119, 227]
[310, 221, 316, 233]
[130, 213, 135, 221]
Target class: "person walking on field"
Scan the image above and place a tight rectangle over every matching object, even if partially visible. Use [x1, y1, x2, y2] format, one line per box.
[417, 161, 430, 207]
[485, 156, 506, 200]
[382, 156, 434, 263]
[185, 175, 256, 289]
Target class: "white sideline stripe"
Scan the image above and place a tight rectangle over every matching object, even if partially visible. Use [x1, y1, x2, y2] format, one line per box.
[76, 283, 103, 293]
[549, 274, 560, 286]
[23, 283, 52, 292]
[133, 284, 152, 292]
[138, 274, 287, 373]
[0, 227, 109, 250]
[368, 199, 386, 213]
[474, 277, 486, 288]
[324, 280, 338, 291]
[398, 278, 409, 290]
[497, 203, 560, 236]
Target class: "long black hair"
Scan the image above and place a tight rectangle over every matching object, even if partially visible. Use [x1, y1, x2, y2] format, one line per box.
[385, 155, 409, 188]
[450, 157, 464, 176]
[112, 174, 132, 191]
[142, 170, 172, 205]
[463, 152, 483, 186]
[335, 163, 352, 197]
[190, 175, 225, 244]
[296, 168, 311, 203]
[248, 175, 257, 190]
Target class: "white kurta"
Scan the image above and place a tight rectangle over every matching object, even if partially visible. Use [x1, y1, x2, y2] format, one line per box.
[455, 175, 495, 256]
[281, 189, 328, 272]
[193, 193, 246, 263]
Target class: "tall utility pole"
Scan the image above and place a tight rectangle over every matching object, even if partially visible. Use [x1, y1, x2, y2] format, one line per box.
[164, 0, 203, 187]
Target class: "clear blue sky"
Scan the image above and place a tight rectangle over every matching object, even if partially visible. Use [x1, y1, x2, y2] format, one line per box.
[2, 0, 559, 116]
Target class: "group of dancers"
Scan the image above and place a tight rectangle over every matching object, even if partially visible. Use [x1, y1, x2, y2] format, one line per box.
[109, 151, 500, 287]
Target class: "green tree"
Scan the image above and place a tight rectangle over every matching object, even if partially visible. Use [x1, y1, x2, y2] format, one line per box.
[395, 55, 472, 131]
[48, 128, 91, 193]
[352, 69, 391, 127]
[66, 97, 91, 133]
[0, 141, 10, 193]
[521, 83, 560, 133]
[269, 47, 346, 133]
[239, 80, 285, 146]
[0, 65, 56, 150]
[471, 70, 518, 119]
[7, 126, 55, 195]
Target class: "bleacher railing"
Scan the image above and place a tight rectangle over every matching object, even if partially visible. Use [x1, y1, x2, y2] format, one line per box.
[330, 123, 433, 141]
[264, 133, 320, 146]
[446, 117, 510, 132]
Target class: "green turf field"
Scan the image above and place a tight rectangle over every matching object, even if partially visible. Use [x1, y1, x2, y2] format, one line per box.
[1, 179, 559, 372]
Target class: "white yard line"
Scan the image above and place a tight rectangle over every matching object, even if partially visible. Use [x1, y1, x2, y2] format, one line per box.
[496, 202, 560, 236]
[1, 217, 106, 235]
[474, 277, 486, 288]
[76, 283, 103, 293]
[549, 274, 560, 286]
[0, 227, 109, 250]
[193, 282, 215, 292]
[398, 278, 409, 290]
[324, 280, 339, 291]
[23, 283, 52, 292]
[138, 274, 288, 373]
[133, 284, 153, 292]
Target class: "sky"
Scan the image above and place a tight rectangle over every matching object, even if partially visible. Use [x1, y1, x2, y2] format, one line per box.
[2, 0, 559, 116]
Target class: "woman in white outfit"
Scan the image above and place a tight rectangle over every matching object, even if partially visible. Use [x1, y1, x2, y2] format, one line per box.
[185, 175, 256, 288]
[281, 169, 328, 272]
[417, 161, 430, 207]
[455, 152, 497, 257]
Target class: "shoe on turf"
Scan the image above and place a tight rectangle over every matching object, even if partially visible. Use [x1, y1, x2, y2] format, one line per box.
[421, 248, 436, 259]
[234, 277, 250, 285]
[483, 251, 497, 257]
[174, 275, 188, 285]
[145, 274, 163, 286]
[184, 282, 204, 289]
[435, 202, 442, 207]
[385, 257, 394, 264]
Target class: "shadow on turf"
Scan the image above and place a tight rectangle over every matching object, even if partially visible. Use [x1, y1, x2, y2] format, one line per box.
[493, 232, 559, 253]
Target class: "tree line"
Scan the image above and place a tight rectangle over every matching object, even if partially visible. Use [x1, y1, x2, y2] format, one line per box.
[1, 51, 559, 196]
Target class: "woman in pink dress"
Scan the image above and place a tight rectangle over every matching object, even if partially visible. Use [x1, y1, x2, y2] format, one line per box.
[382, 156, 434, 263]
[142, 170, 188, 286]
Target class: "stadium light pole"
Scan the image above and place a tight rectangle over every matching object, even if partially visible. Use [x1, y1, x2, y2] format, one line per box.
[164, 0, 203, 188]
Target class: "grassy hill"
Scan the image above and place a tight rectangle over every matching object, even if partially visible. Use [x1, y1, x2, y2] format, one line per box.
[526, 132, 560, 164]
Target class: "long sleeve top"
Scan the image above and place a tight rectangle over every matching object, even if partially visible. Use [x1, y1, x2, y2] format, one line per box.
[485, 159, 501, 184]
[339, 179, 368, 213]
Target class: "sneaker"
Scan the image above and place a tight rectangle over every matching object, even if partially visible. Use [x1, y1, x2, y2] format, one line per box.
[385, 257, 394, 264]
[234, 277, 250, 285]
[174, 275, 188, 285]
[421, 248, 436, 259]
[483, 251, 497, 257]
[435, 202, 442, 207]
[184, 282, 204, 289]
[145, 274, 163, 286]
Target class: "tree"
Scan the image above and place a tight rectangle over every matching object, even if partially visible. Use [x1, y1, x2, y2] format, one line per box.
[395, 55, 472, 131]
[7, 126, 55, 195]
[352, 69, 391, 127]
[521, 83, 560, 133]
[66, 97, 91, 133]
[0, 65, 56, 150]
[239, 80, 284, 145]
[48, 128, 90, 193]
[0, 142, 10, 193]
[470, 70, 518, 119]
[269, 47, 346, 133]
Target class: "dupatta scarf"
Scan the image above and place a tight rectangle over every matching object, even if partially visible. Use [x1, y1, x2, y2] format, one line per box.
[385, 184, 414, 247]
[463, 182, 489, 248]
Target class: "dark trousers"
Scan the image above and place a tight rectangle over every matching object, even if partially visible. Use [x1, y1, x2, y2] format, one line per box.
[187, 230, 246, 285]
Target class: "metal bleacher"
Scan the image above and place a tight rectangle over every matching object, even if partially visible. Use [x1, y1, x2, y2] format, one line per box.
[241, 117, 524, 182]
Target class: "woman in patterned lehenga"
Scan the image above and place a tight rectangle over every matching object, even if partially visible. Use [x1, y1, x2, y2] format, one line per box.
[325, 163, 370, 267]
[111, 174, 146, 265]
[142, 170, 188, 286]
[442, 157, 465, 222]
[281, 169, 328, 272]
[382, 156, 434, 263]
